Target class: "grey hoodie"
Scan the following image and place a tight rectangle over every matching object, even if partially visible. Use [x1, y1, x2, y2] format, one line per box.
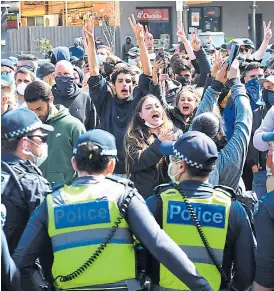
[190, 79, 252, 191]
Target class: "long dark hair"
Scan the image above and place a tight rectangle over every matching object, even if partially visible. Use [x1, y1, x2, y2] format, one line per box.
[124, 94, 171, 177]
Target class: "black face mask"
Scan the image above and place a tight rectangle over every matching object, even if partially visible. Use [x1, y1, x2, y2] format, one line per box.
[103, 62, 115, 77]
[176, 76, 191, 86]
[55, 76, 75, 95]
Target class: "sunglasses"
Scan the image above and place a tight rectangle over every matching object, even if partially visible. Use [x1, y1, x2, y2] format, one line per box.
[17, 65, 35, 72]
[27, 134, 48, 143]
[239, 48, 249, 53]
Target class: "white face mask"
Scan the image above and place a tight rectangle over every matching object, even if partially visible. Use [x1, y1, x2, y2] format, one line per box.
[238, 54, 247, 61]
[168, 161, 181, 184]
[145, 120, 163, 129]
[128, 59, 137, 66]
[17, 82, 28, 96]
[22, 138, 48, 167]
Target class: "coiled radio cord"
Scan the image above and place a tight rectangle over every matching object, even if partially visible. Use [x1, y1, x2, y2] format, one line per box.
[180, 192, 229, 284]
[54, 190, 135, 284]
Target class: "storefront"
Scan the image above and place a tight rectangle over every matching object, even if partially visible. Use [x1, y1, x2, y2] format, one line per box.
[136, 7, 172, 49]
[188, 6, 222, 34]
[20, 1, 119, 27]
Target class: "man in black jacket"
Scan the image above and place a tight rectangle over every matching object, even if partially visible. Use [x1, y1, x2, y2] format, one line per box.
[52, 60, 97, 130]
[85, 16, 152, 175]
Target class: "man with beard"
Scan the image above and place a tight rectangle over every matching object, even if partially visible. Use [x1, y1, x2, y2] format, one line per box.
[52, 60, 97, 130]
[24, 80, 86, 186]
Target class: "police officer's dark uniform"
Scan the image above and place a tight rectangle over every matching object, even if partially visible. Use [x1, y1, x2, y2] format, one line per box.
[146, 131, 256, 291]
[1, 108, 53, 254]
[12, 129, 213, 291]
[253, 191, 274, 289]
[1, 204, 20, 291]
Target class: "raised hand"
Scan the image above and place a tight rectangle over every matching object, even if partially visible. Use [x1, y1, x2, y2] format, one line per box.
[227, 58, 240, 80]
[144, 25, 154, 49]
[128, 14, 144, 42]
[176, 23, 187, 42]
[191, 30, 201, 52]
[215, 62, 228, 84]
[263, 21, 272, 41]
[83, 16, 95, 40]
[211, 50, 223, 78]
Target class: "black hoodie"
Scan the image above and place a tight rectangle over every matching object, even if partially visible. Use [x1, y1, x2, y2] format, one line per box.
[52, 83, 97, 130]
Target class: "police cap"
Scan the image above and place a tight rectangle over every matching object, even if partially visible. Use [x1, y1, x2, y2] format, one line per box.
[1, 108, 54, 140]
[73, 129, 117, 156]
[160, 131, 218, 171]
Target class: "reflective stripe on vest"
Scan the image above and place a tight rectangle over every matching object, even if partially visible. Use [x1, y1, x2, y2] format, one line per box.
[179, 245, 223, 265]
[160, 189, 231, 291]
[47, 185, 136, 290]
[51, 228, 134, 252]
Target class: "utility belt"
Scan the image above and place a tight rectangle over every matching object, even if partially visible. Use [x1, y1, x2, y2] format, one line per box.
[55, 277, 149, 291]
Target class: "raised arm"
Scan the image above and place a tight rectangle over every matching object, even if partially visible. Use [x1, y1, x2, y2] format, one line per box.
[83, 17, 99, 76]
[128, 15, 152, 76]
[189, 63, 228, 130]
[254, 21, 272, 61]
[217, 59, 252, 190]
[177, 23, 196, 61]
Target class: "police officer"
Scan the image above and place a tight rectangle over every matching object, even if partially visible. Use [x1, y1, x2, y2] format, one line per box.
[12, 129, 213, 291]
[1, 108, 53, 253]
[252, 192, 274, 291]
[146, 131, 256, 291]
[1, 204, 20, 291]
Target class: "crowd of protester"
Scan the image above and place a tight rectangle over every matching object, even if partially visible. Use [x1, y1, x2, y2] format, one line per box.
[1, 13, 274, 291]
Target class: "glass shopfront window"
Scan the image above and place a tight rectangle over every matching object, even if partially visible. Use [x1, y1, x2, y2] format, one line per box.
[136, 7, 172, 49]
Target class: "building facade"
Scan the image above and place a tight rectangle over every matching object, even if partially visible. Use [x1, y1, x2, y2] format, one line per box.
[119, 1, 274, 52]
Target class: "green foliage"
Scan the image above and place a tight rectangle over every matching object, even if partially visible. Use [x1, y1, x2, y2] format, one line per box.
[225, 37, 235, 43]
[39, 37, 53, 52]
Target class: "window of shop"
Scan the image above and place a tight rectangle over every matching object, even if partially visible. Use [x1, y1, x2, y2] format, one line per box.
[136, 7, 172, 49]
[188, 6, 222, 33]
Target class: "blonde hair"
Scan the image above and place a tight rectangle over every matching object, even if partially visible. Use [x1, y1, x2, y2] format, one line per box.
[175, 85, 202, 107]
[124, 94, 171, 177]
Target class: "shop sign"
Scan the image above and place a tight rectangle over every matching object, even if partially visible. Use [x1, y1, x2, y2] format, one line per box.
[191, 12, 200, 27]
[136, 9, 169, 21]
[7, 13, 19, 29]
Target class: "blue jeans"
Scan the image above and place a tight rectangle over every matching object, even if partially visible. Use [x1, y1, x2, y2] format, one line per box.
[252, 171, 267, 199]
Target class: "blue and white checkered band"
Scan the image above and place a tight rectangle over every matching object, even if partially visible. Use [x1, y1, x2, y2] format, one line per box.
[8, 121, 42, 138]
[172, 144, 203, 169]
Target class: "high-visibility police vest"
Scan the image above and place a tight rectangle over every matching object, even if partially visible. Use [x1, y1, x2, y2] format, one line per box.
[47, 183, 136, 290]
[160, 188, 231, 291]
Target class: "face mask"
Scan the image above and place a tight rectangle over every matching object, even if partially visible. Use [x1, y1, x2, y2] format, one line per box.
[245, 77, 262, 103]
[145, 120, 163, 128]
[97, 54, 106, 66]
[266, 89, 274, 105]
[176, 76, 191, 86]
[22, 138, 48, 167]
[1, 72, 14, 84]
[16, 82, 28, 96]
[103, 62, 115, 77]
[168, 161, 181, 184]
[238, 54, 247, 61]
[128, 59, 137, 66]
[55, 76, 74, 95]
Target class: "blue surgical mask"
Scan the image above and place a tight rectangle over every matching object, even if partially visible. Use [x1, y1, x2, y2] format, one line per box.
[97, 54, 106, 66]
[168, 161, 181, 184]
[1, 71, 14, 84]
[55, 76, 75, 95]
[245, 77, 262, 103]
